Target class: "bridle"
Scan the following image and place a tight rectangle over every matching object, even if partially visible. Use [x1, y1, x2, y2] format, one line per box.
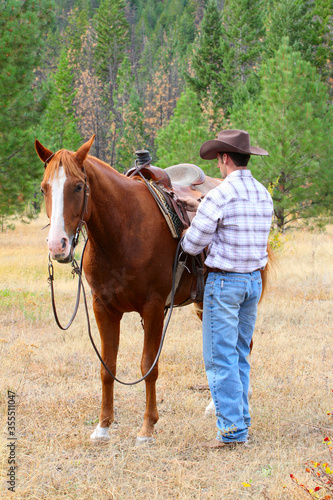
[47, 161, 90, 329]
[70, 169, 90, 260]
[45, 153, 184, 385]
[44, 151, 90, 264]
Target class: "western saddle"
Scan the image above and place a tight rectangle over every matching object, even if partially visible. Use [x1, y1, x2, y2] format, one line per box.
[126, 161, 221, 222]
[125, 154, 222, 303]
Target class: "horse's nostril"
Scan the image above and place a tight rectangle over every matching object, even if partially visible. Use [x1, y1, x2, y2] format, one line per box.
[61, 238, 67, 249]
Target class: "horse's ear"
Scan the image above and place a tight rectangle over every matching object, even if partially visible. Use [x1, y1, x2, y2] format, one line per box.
[35, 139, 53, 164]
[75, 135, 95, 164]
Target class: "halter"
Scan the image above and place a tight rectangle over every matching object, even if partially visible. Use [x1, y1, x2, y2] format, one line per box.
[71, 167, 90, 257]
[45, 152, 90, 264]
[47, 165, 90, 329]
[44, 152, 56, 169]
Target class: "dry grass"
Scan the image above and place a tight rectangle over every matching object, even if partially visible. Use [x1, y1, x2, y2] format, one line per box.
[1, 215, 333, 499]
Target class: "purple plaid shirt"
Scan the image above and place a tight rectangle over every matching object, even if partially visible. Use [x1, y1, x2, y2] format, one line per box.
[181, 170, 273, 272]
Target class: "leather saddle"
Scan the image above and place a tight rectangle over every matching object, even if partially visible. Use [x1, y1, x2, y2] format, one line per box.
[164, 163, 221, 220]
[126, 162, 221, 209]
[125, 162, 222, 302]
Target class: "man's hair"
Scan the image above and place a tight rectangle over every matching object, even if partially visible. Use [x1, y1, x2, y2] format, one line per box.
[219, 152, 250, 167]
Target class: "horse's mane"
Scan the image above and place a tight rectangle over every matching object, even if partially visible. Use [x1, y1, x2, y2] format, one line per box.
[43, 149, 86, 182]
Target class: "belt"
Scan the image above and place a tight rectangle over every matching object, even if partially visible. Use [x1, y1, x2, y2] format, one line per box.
[207, 267, 262, 274]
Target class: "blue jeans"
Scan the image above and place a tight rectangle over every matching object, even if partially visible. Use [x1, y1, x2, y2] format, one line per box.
[202, 270, 262, 443]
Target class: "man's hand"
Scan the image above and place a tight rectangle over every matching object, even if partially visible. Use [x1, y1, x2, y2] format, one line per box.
[178, 196, 200, 212]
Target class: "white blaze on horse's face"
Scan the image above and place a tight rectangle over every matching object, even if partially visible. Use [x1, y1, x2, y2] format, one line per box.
[47, 167, 72, 261]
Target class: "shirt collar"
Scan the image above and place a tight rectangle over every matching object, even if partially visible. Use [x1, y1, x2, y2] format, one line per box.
[227, 169, 252, 179]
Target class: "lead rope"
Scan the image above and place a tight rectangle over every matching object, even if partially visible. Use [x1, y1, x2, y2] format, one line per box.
[48, 239, 87, 331]
[48, 234, 184, 386]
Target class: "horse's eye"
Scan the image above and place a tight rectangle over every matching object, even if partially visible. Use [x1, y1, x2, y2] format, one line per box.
[40, 188, 45, 196]
[75, 184, 83, 193]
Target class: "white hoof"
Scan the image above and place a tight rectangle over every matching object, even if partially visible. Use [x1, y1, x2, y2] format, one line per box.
[205, 399, 215, 416]
[90, 424, 110, 442]
[135, 436, 155, 446]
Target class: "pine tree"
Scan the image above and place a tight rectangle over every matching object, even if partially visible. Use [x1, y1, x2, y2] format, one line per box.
[39, 49, 82, 151]
[264, 0, 328, 75]
[222, 0, 266, 111]
[94, 0, 130, 164]
[64, 4, 90, 69]
[74, 25, 109, 162]
[223, 0, 265, 79]
[115, 88, 149, 171]
[186, 0, 234, 126]
[113, 55, 149, 170]
[94, 0, 130, 107]
[313, 0, 333, 94]
[0, 0, 54, 227]
[231, 39, 333, 230]
[152, 0, 196, 59]
[143, 58, 181, 157]
[155, 88, 212, 173]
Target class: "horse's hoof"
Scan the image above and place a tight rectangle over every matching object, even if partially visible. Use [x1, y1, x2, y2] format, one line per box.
[90, 424, 110, 442]
[205, 399, 215, 416]
[135, 436, 155, 446]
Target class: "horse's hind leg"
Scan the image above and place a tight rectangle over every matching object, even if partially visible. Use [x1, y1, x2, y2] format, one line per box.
[90, 295, 122, 442]
[136, 302, 165, 443]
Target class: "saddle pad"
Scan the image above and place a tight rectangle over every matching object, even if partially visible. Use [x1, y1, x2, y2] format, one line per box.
[165, 164, 205, 186]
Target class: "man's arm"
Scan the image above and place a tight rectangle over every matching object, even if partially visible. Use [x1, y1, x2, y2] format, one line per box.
[180, 191, 222, 256]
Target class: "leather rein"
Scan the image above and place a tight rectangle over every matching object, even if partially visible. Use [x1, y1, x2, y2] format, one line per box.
[47, 162, 90, 329]
[46, 161, 185, 386]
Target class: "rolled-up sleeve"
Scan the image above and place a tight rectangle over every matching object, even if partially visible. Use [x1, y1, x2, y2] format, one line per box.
[181, 191, 222, 255]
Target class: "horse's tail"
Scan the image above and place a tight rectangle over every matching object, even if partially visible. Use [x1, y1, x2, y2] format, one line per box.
[193, 301, 203, 322]
[260, 244, 276, 304]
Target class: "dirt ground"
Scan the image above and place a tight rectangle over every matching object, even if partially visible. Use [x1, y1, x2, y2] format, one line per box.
[1, 216, 332, 499]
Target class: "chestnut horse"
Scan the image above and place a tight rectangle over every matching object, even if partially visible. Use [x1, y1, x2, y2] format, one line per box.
[36, 135, 272, 443]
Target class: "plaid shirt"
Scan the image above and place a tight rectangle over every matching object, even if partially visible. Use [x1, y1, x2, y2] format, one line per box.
[181, 170, 273, 272]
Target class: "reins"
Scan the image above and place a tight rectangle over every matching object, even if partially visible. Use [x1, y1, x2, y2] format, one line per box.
[48, 237, 87, 330]
[47, 164, 90, 329]
[85, 237, 184, 386]
[47, 204, 185, 386]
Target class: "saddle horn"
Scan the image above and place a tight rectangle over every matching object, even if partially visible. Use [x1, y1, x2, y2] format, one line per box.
[135, 150, 152, 166]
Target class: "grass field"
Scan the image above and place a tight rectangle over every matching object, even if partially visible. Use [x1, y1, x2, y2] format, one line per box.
[1, 215, 333, 499]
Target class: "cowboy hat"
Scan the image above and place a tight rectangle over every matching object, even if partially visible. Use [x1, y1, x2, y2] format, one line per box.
[200, 129, 269, 160]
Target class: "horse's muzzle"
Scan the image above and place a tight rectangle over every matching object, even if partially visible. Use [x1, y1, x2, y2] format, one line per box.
[48, 235, 74, 263]
[55, 253, 73, 264]
[51, 246, 74, 264]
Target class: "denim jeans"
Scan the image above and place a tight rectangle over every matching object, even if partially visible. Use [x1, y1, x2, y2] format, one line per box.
[202, 270, 262, 443]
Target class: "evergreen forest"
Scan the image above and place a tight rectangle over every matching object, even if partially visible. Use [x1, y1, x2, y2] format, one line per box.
[1, 0, 333, 230]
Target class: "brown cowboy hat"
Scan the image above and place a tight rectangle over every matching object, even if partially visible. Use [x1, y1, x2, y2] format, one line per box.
[200, 129, 269, 160]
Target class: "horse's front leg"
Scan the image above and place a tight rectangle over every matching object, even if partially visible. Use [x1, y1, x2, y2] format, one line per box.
[136, 301, 165, 444]
[90, 295, 122, 442]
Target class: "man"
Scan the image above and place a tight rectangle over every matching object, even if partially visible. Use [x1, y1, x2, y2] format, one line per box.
[180, 129, 273, 448]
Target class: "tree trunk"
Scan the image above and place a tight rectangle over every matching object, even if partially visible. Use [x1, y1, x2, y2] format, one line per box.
[275, 207, 285, 231]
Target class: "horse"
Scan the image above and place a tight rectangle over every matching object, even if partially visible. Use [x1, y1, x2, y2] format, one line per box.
[36, 135, 273, 443]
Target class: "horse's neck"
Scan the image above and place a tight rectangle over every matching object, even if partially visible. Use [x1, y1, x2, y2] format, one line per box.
[85, 158, 137, 250]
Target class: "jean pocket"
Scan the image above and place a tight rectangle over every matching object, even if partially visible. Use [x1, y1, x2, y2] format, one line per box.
[220, 279, 247, 304]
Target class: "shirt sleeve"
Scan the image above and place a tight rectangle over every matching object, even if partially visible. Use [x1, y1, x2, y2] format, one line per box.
[181, 190, 222, 256]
